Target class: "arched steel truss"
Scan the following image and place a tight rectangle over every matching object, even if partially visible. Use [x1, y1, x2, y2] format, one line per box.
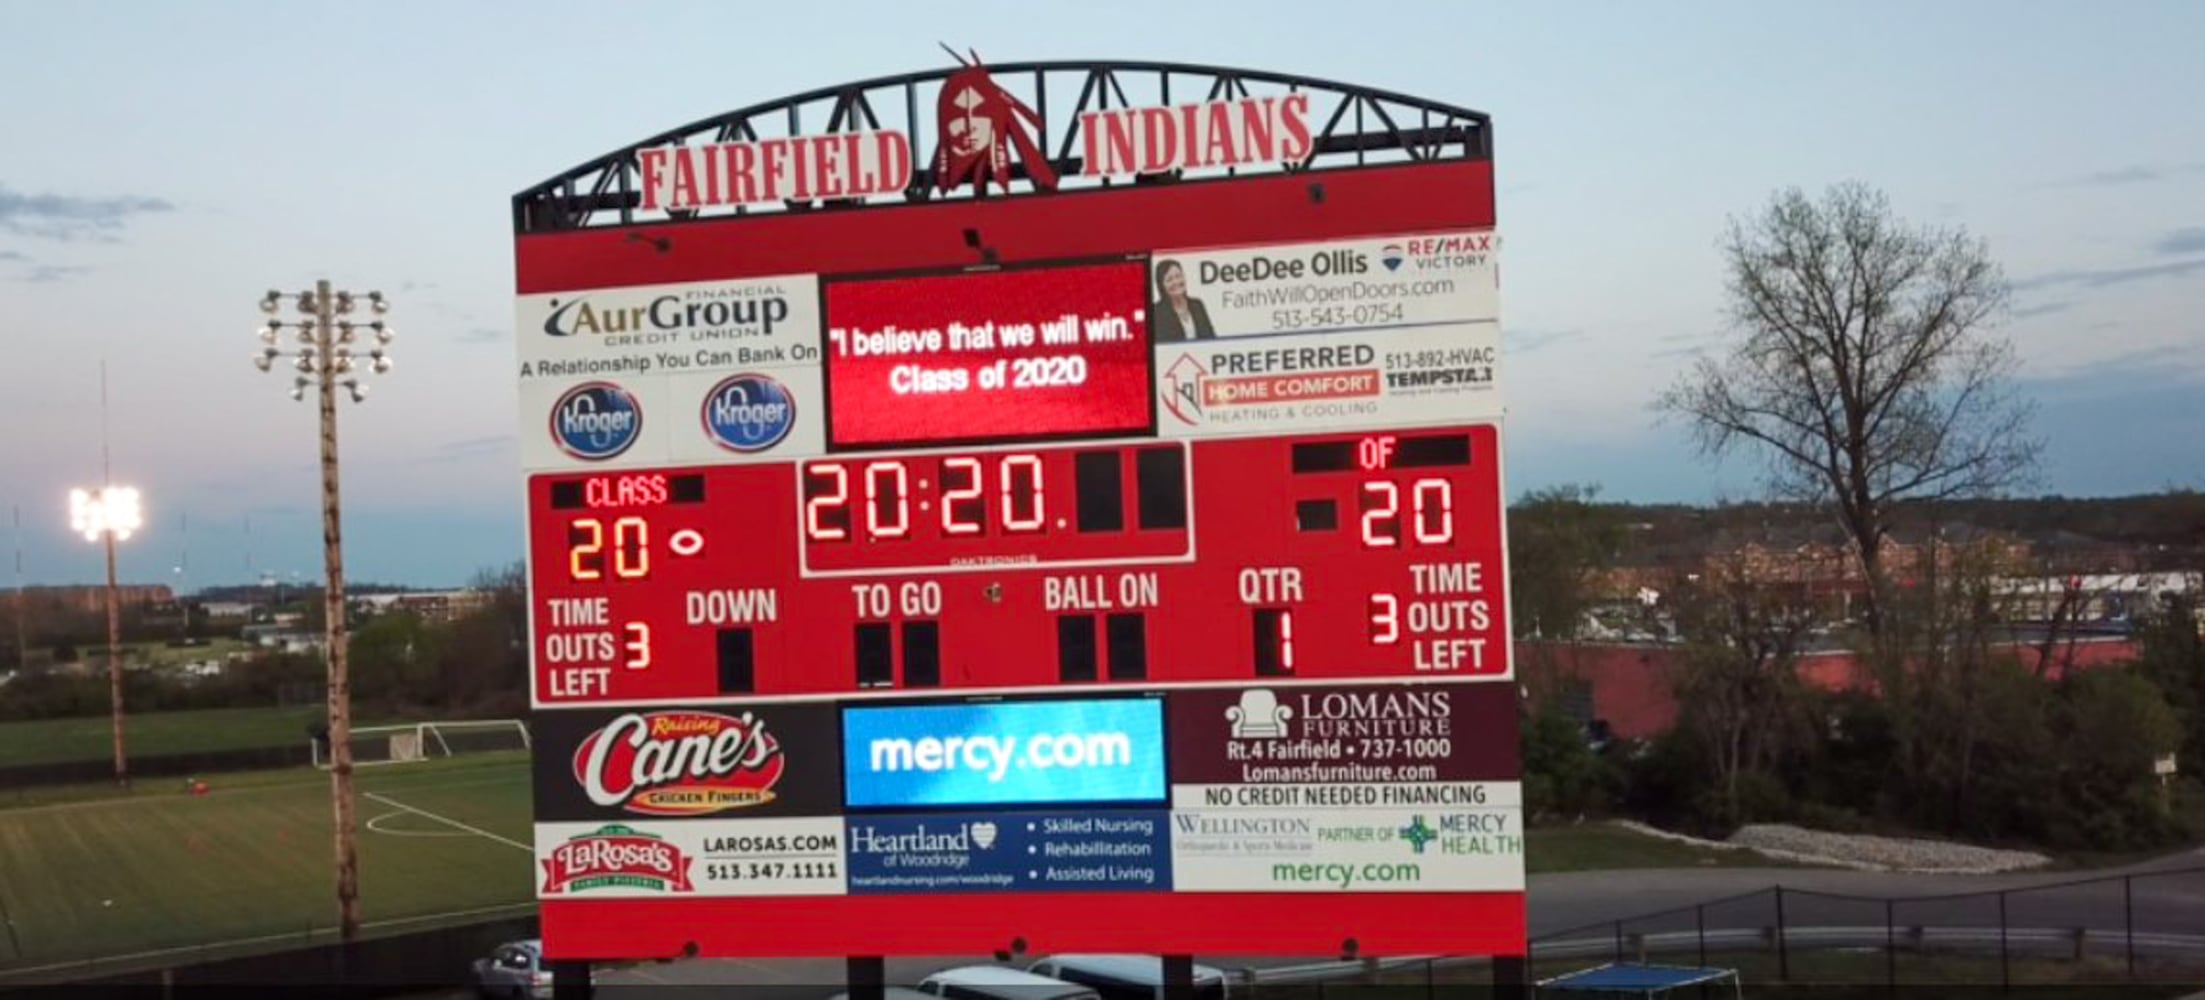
[513, 60, 1491, 234]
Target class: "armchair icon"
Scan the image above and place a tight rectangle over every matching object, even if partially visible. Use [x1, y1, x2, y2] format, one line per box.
[1227, 689, 1292, 739]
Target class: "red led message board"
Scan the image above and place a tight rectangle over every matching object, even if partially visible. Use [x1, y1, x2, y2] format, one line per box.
[514, 61, 1519, 962]
[822, 260, 1157, 450]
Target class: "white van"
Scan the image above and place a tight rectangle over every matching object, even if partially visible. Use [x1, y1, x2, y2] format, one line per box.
[1026, 955, 1231, 1000]
[918, 965, 1103, 1000]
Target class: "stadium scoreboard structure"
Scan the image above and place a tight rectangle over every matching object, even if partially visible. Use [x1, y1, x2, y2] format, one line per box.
[514, 59, 1523, 960]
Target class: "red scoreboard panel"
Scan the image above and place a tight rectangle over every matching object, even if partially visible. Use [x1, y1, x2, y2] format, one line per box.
[516, 70, 1518, 961]
[528, 425, 1506, 704]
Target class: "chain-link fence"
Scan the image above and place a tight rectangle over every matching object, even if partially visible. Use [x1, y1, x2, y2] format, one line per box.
[1524, 864, 2205, 990]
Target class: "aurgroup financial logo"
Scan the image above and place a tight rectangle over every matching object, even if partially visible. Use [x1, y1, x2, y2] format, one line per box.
[542, 286, 793, 346]
[701, 373, 796, 453]
[572, 710, 786, 816]
[551, 382, 643, 460]
[540, 824, 695, 894]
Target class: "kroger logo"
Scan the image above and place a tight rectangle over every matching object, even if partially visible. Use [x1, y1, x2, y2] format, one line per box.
[701, 373, 795, 453]
[551, 382, 643, 460]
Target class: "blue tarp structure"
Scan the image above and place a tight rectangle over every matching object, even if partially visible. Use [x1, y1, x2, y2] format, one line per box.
[1535, 962, 1741, 997]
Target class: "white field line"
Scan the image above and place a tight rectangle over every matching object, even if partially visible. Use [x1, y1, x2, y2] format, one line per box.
[363, 809, 470, 838]
[0, 901, 537, 983]
[361, 791, 532, 853]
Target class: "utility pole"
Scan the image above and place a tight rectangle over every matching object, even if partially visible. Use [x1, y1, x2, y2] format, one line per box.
[10, 506, 25, 672]
[69, 363, 142, 789]
[254, 283, 395, 943]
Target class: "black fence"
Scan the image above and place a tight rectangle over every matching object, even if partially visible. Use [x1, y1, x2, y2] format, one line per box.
[1523, 864, 2205, 990]
[0, 910, 537, 997]
[0, 744, 315, 796]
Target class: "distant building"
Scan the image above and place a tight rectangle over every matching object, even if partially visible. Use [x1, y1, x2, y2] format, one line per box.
[355, 589, 493, 623]
[21, 584, 175, 614]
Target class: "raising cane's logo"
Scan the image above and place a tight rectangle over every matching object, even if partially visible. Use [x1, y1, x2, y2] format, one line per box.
[933, 50, 1056, 196]
[541, 824, 695, 894]
[572, 711, 787, 816]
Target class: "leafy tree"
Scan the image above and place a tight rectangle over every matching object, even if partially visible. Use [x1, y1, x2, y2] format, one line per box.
[1657, 182, 2039, 643]
[1506, 484, 1625, 640]
[1520, 700, 1616, 821]
[2134, 586, 2205, 776]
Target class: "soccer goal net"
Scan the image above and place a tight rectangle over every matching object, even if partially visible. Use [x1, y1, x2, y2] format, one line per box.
[312, 719, 532, 769]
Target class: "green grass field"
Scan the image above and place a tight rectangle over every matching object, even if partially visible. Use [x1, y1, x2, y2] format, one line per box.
[0, 753, 534, 973]
[0, 705, 337, 767]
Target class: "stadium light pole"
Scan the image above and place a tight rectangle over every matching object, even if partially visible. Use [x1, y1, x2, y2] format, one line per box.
[253, 282, 394, 943]
[69, 485, 142, 788]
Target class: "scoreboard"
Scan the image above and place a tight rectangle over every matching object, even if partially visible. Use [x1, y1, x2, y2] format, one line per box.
[530, 424, 1505, 700]
[515, 61, 1522, 962]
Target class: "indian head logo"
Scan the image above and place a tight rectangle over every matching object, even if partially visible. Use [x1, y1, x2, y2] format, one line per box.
[933, 47, 1057, 196]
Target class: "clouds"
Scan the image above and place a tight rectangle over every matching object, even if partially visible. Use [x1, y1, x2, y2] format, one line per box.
[2011, 227, 2205, 292]
[2038, 163, 2205, 189]
[0, 184, 174, 241]
[2155, 227, 2205, 257]
[418, 435, 515, 463]
[1509, 328, 1582, 354]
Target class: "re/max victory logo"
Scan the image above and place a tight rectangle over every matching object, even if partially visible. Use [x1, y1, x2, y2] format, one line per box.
[841, 699, 1166, 809]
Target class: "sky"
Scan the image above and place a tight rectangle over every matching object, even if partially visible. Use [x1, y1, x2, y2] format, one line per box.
[2, 0, 2201, 589]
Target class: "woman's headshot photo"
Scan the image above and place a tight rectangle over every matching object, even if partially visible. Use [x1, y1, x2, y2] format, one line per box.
[1150, 258, 1216, 342]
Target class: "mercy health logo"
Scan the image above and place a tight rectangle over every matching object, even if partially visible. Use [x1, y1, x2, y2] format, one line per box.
[842, 698, 1166, 809]
[572, 710, 786, 816]
[541, 824, 695, 894]
[701, 373, 796, 453]
[550, 382, 642, 460]
[542, 285, 793, 345]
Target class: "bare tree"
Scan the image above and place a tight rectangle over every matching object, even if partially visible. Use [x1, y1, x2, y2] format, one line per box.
[1658, 182, 2040, 642]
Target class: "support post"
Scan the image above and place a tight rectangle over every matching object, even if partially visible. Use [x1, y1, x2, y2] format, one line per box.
[2125, 875, 2136, 980]
[551, 959, 594, 1000]
[849, 955, 886, 1000]
[1164, 953, 1194, 1000]
[1998, 890, 2010, 992]
[1491, 954, 1527, 1000]
[104, 529, 126, 787]
[1774, 887, 1790, 982]
[1885, 898, 1896, 994]
[313, 279, 363, 943]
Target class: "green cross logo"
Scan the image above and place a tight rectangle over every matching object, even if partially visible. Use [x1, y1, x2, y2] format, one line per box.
[1398, 815, 1438, 854]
